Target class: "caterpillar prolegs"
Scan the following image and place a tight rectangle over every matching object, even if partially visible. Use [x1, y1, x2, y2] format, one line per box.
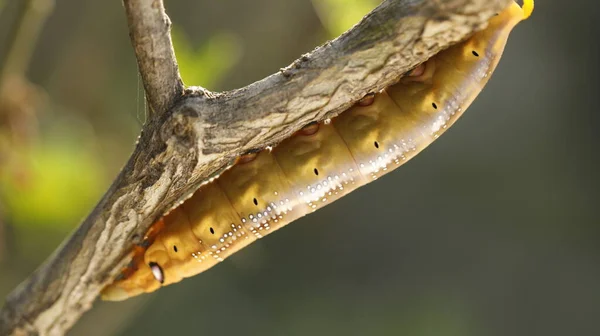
[102, 0, 534, 301]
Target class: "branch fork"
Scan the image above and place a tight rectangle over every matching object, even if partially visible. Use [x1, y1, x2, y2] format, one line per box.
[0, 0, 510, 334]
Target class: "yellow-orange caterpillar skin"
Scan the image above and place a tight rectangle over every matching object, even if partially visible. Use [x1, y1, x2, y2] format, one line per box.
[102, 1, 533, 301]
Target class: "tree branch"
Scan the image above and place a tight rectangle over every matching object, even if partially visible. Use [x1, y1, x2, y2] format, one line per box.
[123, 0, 185, 117]
[0, 0, 510, 334]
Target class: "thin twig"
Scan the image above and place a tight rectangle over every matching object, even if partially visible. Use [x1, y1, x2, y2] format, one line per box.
[123, 0, 185, 119]
[0, 0, 54, 265]
[0, 0, 510, 335]
[0, 0, 54, 83]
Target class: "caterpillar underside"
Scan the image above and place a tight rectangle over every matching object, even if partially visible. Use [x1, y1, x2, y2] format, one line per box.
[102, 0, 533, 301]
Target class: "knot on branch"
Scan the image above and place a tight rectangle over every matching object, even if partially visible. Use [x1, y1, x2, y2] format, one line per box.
[160, 107, 198, 151]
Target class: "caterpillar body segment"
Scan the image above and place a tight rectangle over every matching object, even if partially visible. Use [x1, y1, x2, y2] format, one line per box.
[273, 122, 366, 209]
[102, 0, 533, 301]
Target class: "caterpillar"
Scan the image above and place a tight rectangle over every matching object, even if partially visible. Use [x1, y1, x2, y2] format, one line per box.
[102, 0, 534, 301]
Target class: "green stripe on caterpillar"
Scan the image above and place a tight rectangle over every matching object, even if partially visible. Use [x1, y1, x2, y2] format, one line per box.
[102, 0, 534, 301]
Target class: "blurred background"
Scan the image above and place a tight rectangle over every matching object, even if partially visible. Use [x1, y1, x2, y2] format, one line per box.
[0, 0, 598, 335]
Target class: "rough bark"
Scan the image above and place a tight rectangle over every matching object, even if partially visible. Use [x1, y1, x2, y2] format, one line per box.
[123, 0, 184, 116]
[0, 0, 510, 335]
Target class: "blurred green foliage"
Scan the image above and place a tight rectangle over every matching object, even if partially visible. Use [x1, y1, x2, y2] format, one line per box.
[312, 0, 380, 37]
[171, 28, 242, 89]
[0, 121, 106, 230]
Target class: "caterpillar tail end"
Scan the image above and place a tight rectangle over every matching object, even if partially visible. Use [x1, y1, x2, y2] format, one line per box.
[101, 285, 130, 302]
[521, 0, 534, 20]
